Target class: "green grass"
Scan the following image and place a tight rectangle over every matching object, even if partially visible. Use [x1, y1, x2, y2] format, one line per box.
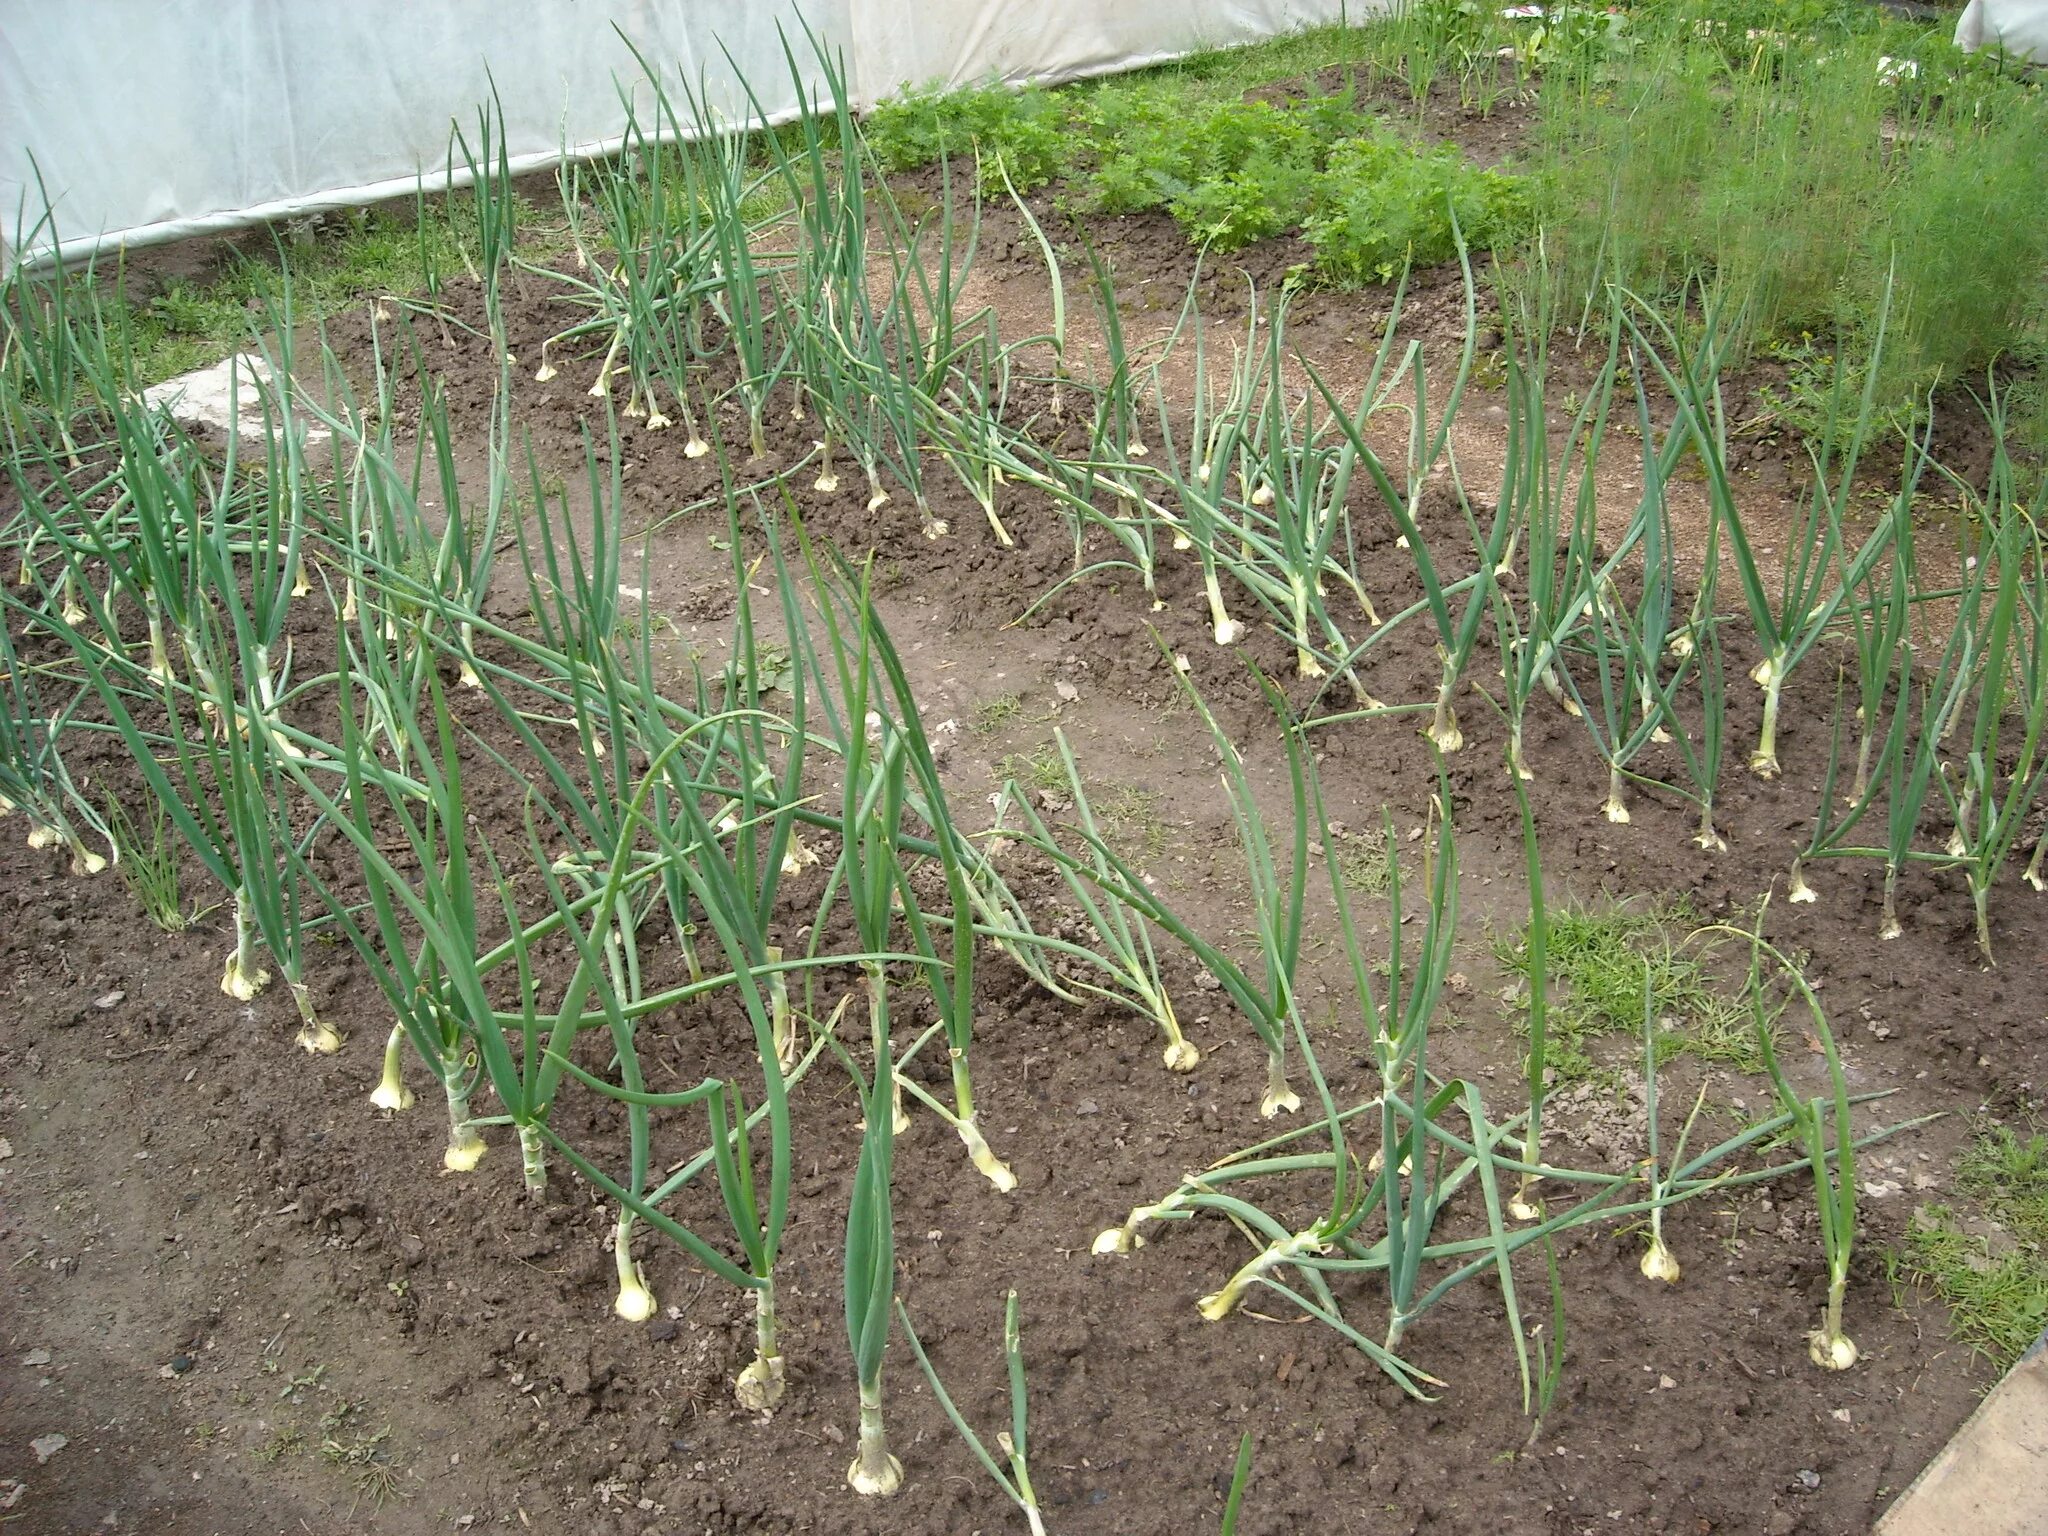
[1093, 784, 1171, 860]
[105, 788, 207, 933]
[996, 744, 1068, 793]
[1494, 896, 1755, 1083]
[37, 194, 553, 389]
[970, 691, 1028, 737]
[1900, 1126, 2048, 1367]
[1077, 20, 1375, 106]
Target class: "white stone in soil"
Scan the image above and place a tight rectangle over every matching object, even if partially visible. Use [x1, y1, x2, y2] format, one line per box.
[140, 353, 329, 448]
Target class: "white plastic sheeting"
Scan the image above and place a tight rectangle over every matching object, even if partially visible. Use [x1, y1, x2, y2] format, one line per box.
[1956, 0, 2048, 63]
[1, 1, 1370, 268]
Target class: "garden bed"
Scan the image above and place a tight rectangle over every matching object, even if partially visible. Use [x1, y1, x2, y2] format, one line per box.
[6, 8, 2047, 1535]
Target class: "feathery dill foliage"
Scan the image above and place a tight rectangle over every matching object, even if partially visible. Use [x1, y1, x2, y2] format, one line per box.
[1535, 5, 2048, 401]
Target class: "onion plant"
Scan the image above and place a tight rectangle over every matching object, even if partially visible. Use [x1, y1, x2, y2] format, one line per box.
[990, 727, 1196, 1071]
[450, 86, 519, 370]
[1789, 543, 1984, 940]
[897, 1290, 1046, 1536]
[806, 539, 1014, 1188]
[22, 362, 342, 1047]
[1634, 963, 1709, 1283]
[1640, 295, 1898, 778]
[1740, 906, 1863, 1369]
[1308, 238, 1499, 751]
[1506, 762, 1549, 1220]
[1834, 441, 1926, 808]
[0, 192, 96, 467]
[1928, 402, 2048, 962]
[1092, 709, 1932, 1393]
[993, 669, 1307, 1117]
[844, 1031, 900, 1494]
[0, 606, 112, 874]
[1488, 289, 1617, 781]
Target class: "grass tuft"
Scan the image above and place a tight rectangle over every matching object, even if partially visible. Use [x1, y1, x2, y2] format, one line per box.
[1898, 1126, 2048, 1367]
[1496, 897, 1754, 1081]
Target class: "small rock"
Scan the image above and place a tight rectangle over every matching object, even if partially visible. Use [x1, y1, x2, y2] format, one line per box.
[140, 354, 331, 450]
[821, 1423, 845, 1445]
[20, 1349, 50, 1368]
[93, 991, 124, 1010]
[1054, 680, 1080, 703]
[30, 1433, 66, 1464]
[169, 1355, 193, 1375]
[1793, 1469, 1821, 1493]
[1075, 1099, 1100, 1117]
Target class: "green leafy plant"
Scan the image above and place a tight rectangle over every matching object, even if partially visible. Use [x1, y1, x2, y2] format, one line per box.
[1304, 133, 1528, 286]
[868, 82, 1069, 194]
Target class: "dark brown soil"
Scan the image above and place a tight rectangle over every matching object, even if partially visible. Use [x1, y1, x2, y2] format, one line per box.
[6, 126, 2044, 1536]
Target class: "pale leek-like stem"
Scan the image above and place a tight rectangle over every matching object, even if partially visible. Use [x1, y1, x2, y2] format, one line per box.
[1847, 713, 1875, 807]
[518, 1123, 547, 1195]
[847, 1379, 903, 1496]
[1260, 1047, 1302, 1119]
[734, 1282, 786, 1411]
[220, 886, 271, 1001]
[145, 597, 174, 684]
[767, 945, 796, 1072]
[1159, 995, 1201, 1072]
[1198, 1226, 1327, 1321]
[1291, 576, 1323, 678]
[1205, 569, 1244, 646]
[1602, 765, 1630, 824]
[1093, 1184, 1189, 1255]
[1787, 858, 1817, 903]
[1808, 1272, 1857, 1370]
[1427, 655, 1463, 753]
[950, 1049, 1017, 1192]
[1002, 1432, 1048, 1536]
[370, 1024, 414, 1111]
[442, 1076, 486, 1172]
[612, 1215, 658, 1322]
[289, 981, 342, 1055]
[1639, 1209, 1681, 1283]
[1694, 800, 1728, 854]
[1749, 652, 1784, 777]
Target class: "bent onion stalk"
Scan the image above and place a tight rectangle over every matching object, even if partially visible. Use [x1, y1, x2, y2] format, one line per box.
[1730, 902, 1863, 1370]
[989, 727, 1197, 1072]
[898, 1290, 1047, 1536]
